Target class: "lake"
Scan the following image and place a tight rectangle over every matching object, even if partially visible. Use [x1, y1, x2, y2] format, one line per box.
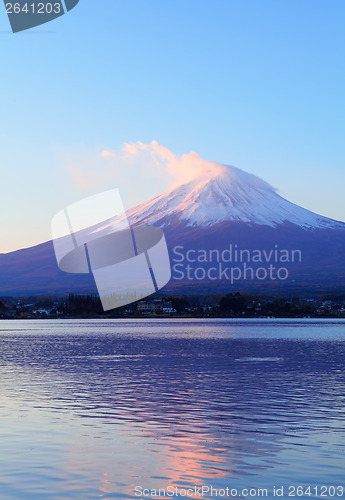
[0, 319, 345, 499]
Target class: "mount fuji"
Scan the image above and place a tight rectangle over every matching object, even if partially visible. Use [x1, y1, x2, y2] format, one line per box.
[1, 164, 345, 296]
[115, 165, 343, 230]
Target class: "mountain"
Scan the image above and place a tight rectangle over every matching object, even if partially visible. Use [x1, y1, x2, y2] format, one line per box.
[119, 165, 343, 230]
[1, 165, 345, 296]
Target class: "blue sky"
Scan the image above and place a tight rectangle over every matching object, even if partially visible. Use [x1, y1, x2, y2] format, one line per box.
[1, 0, 344, 252]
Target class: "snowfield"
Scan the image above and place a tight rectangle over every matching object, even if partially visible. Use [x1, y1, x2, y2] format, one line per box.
[104, 164, 345, 231]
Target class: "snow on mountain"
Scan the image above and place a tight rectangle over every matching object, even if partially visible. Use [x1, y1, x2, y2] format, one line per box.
[119, 165, 344, 230]
[2, 165, 345, 296]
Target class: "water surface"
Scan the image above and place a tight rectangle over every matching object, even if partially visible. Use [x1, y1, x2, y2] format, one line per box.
[1, 319, 345, 499]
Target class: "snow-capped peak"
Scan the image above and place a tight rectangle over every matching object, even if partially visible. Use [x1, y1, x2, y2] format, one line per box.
[122, 164, 343, 230]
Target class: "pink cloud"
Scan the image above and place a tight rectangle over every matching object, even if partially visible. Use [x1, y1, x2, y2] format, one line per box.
[65, 141, 226, 208]
[116, 140, 224, 186]
[101, 150, 116, 158]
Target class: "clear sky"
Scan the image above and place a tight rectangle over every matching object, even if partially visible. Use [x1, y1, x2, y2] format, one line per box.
[1, 0, 344, 252]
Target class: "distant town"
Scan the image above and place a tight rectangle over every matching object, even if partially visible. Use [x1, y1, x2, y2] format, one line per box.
[2, 292, 345, 319]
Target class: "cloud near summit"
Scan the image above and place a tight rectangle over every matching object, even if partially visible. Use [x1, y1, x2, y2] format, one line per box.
[103, 140, 224, 186]
[65, 141, 225, 209]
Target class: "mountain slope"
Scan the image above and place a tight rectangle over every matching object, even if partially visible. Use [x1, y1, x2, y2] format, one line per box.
[101, 165, 344, 231]
[1, 164, 345, 296]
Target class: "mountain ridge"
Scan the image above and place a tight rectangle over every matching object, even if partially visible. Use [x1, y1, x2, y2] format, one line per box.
[1, 164, 345, 296]
[98, 165, 345, 232]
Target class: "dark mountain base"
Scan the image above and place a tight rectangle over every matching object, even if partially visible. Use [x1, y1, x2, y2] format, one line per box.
[1, 221, 345, 296]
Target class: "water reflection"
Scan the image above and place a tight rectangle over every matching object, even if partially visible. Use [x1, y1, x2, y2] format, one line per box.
[0, 319, 345, 499]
